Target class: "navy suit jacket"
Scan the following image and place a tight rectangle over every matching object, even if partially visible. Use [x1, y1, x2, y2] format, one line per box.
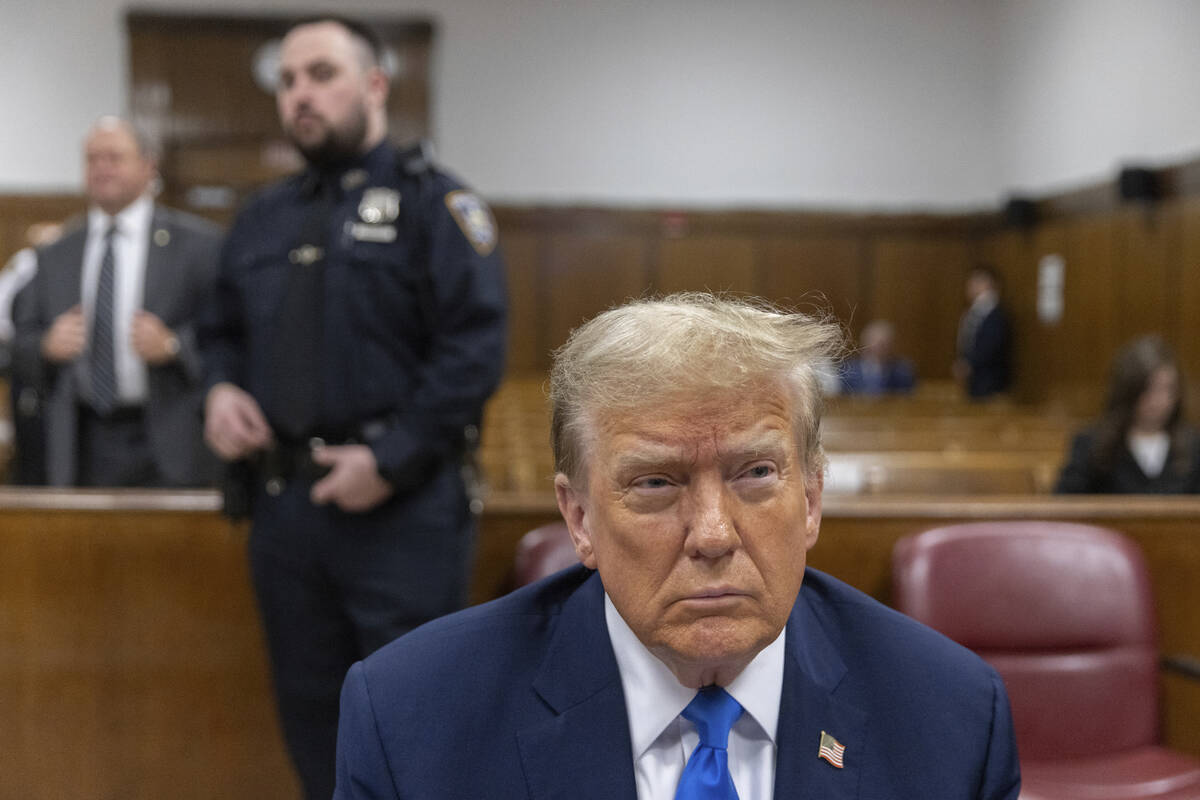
[964, 305, 1012, 399]
[335, 566, 1020, 799]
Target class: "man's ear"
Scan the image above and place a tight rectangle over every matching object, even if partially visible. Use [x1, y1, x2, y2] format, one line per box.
[804, 470, 823, 551]
[555, 473, 597, 569]
[366, 65, 389, 107]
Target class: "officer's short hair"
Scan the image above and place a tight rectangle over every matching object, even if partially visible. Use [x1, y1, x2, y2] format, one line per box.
[285, 15, 384, 69]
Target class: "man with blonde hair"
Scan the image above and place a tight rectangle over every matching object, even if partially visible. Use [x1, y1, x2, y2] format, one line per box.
[334, 293, 1019, 799]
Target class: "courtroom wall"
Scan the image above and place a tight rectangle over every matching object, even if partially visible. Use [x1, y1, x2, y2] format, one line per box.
[4, 0, 1196, 211]
[8, 176, 1200, 407]
[995, 0, 1200, 197]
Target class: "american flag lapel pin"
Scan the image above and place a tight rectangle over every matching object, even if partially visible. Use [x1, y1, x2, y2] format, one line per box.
[818, 730, 846, 768]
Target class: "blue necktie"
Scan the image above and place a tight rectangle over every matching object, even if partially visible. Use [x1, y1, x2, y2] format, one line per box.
[674, 686, 743, 800]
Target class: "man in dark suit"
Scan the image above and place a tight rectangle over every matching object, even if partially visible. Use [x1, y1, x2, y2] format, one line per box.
[955, 265, 1013, 400]
[334, 294, 1021, 799]
[12, 117, 220, 486]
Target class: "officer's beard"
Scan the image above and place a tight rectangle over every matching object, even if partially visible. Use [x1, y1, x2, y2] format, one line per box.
[289, 104, 370, 169]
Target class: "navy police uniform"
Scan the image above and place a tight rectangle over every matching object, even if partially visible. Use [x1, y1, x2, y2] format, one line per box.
[197, 140, 506, 799]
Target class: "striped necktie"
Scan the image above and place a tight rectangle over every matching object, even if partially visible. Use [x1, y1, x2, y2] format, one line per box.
[674, 686, 743, 800]
[90, 224, 118, 415]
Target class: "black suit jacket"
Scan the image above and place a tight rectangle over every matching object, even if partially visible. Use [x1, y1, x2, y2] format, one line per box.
[12, 206, 222, 486]
[964, 305, 1012, 398]
[1055, 427, 1200, 494]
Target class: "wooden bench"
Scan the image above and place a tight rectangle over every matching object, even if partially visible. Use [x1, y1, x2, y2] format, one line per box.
[478, 375, 1078, 495]
[825, 450, 1063, 495]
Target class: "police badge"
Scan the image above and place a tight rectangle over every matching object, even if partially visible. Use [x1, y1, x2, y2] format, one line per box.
[445, 191, 498, 257]
[358, 187, 401, 224]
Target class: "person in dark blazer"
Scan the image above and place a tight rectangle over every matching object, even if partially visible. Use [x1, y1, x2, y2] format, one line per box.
[955, 265, 1012, 399]
[1056, 335, 1200, 494]
[840, 319, 915, 395]
[0, 222, 62, 485]
[335, 294, 1020, 799]
[12, 117, 221, 487]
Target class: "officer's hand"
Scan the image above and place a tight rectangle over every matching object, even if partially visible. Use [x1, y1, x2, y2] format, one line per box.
[309, 444, 395, 513]
[41, 305, 86, 363]
[130, 310, 180, 366]
[205, 382, 273, 461]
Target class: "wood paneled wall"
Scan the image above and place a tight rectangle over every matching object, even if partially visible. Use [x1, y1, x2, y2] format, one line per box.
[0, 195, 86, 269]
[496, 206, 985, 378]
[981, 171, 1200, 409]
[7, 155, 1200, 407]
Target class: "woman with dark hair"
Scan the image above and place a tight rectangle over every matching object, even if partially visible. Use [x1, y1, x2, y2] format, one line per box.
[1055, 335, 1200, 493]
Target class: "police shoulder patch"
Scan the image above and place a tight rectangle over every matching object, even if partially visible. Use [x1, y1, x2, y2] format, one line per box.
[445, 190, 498, 257]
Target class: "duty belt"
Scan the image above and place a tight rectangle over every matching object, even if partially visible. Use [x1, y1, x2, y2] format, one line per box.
[257, 413, 401, 495]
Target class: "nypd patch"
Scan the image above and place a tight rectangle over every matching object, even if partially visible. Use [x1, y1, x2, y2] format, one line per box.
[445, 191, 498, 257]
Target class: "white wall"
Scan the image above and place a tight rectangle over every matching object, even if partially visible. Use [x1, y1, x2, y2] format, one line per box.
[995, 0, 1200, 197]
[2, 1, 1198, 209]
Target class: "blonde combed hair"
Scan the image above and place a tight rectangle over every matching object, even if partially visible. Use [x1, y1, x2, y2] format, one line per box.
[550, 292, 844, 483]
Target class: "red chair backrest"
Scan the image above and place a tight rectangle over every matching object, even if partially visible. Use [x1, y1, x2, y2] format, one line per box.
[892, 521, 1160, 759]
[512, 520, 578, 587]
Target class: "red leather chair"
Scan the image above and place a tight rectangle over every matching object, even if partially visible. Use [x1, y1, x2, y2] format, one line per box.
[892, 521, 1200, 800]
[512, 520, 578, 588]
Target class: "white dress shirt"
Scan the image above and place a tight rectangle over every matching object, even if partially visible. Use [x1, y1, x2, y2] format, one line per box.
[1128, 431, 1169, 478]
[79, 194, 153, 405]
[604, 593, 783, 800]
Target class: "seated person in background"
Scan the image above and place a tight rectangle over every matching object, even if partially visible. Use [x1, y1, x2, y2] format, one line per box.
[840, 319, 915, 394]
[1056, 335, 1200, 494]
[334, 293, 1020, 799]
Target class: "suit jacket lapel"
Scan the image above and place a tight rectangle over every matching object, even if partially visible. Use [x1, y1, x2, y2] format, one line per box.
[58, 227, 88, 311]
[141, 206, 169, 315]
[517, 572, 638, 800]
[774, 586, 868, 799]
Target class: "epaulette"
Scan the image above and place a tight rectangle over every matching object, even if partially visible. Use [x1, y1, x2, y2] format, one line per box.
[396, 139, 435, 177]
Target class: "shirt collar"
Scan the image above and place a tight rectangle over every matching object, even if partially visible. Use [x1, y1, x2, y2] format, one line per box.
[604, 592, 786, 759]
[88, 192, 153, 238]
[970, 290, 998, 316]
[302, 140, 395, 197]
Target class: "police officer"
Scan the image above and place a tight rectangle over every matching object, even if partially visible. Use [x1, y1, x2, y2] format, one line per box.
[197, 16, 506, 799]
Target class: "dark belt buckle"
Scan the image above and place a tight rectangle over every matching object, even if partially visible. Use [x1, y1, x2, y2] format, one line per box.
[299, 437, 334, 482]
[299, 450, 333, 482]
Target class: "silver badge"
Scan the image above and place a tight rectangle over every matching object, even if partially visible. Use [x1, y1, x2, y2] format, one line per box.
[359, 187, 401, 224]
[153, 228, 170, 247]
[289, 245, 324, 265]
